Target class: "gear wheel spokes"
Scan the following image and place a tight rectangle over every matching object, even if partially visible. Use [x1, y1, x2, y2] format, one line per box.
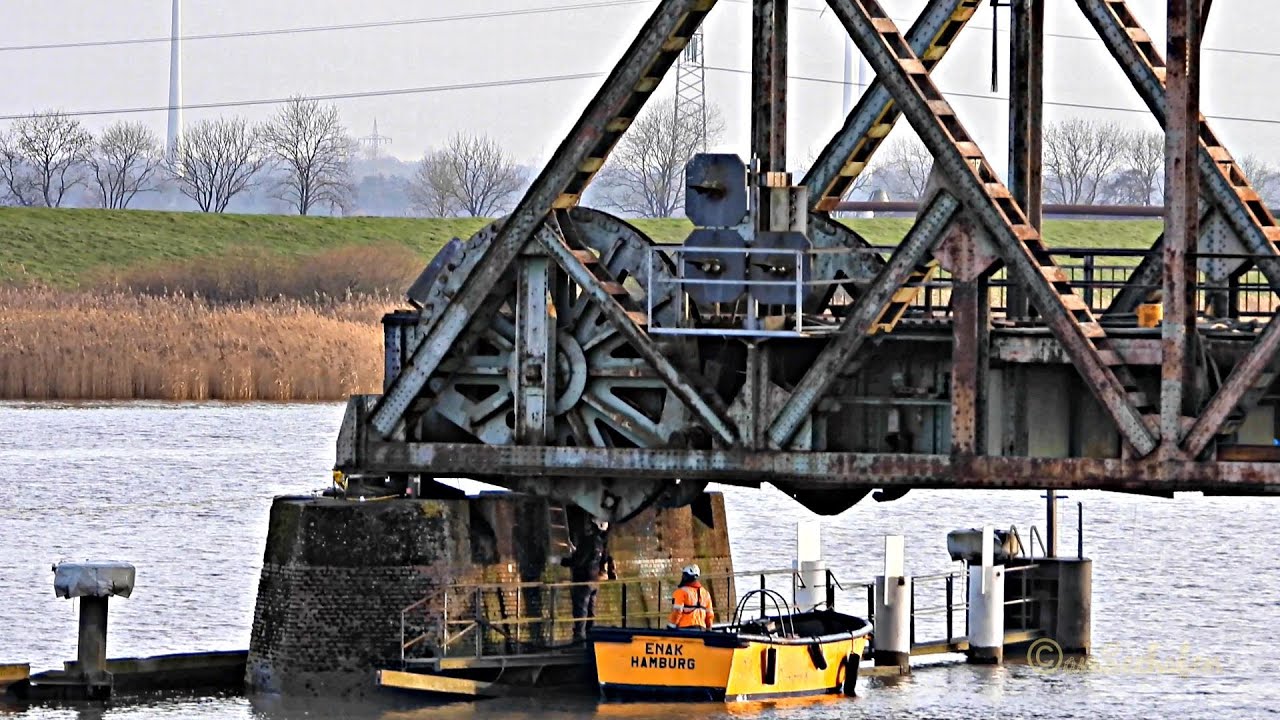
[418, 208, 695, 450]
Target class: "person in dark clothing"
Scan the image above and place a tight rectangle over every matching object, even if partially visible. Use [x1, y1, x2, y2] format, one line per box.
[564, 517, 615, 641]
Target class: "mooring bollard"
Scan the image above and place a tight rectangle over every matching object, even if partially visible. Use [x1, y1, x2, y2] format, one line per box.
[964, 527, 1005, 664]
[52, 561, 136, 693]
[792, 520, 826, 612]
[873, 535, 911, 672]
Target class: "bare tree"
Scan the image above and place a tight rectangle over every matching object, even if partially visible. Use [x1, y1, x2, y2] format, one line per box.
[86, 121, 164, 209]
[0, 130, 36, 206]
[408, 149, 459, 216]
[1103, 129, 1163, 206]
[1238, 154, 1280, 206]
[871, 137, 932, 201]
[0, 111, 92, 207]
[406, 132, 525, 218]
[597, 97, 725, 218]
[1043, 118, 1126, 205]
[261, 97, 355, 215]
[169, 117, 267, 213]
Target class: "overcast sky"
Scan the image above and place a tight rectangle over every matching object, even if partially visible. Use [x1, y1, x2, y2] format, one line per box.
[1, 1, 1277, 175]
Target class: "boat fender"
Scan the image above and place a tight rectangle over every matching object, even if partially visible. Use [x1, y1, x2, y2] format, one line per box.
[761, 647, 778, 685]
[807, 642, 828, 670]
[840, 652, 860, 697]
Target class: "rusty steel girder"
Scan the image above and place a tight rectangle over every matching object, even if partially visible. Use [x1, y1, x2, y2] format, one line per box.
[336, 0, 1280, 521]
[353, 442, 1280, 495]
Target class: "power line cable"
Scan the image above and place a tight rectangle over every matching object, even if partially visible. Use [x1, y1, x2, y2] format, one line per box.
[6, 65, 1280, 129]
[0, 0, 650, 52]
[0, 72, 606, 121]
[702, 65, 1280, 128]
[2, 0, 1278, 61]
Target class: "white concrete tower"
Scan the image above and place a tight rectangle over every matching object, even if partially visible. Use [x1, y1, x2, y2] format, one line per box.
[166, 0, 183, 158]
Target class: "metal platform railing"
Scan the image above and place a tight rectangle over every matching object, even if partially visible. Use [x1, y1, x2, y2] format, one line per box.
[399, 567, 840, 668]
[645, 244, 1279, 333]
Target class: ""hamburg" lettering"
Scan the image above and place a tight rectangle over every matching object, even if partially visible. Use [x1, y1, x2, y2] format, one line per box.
[629, 641, 696, 670]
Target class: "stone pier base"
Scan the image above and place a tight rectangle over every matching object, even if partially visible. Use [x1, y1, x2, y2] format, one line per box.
[245, 491, 732, 698]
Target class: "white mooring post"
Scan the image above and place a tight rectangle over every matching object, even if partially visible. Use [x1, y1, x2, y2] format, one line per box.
[792, 521, 827, 612]
[966, 526, 1006, 664]
[873, 534, 911, 672]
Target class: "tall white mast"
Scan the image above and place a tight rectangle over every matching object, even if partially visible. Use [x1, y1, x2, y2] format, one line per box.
[166, 0, 183, 158]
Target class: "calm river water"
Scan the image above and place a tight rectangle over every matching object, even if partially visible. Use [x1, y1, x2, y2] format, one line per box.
[1, 402, 1278, 719]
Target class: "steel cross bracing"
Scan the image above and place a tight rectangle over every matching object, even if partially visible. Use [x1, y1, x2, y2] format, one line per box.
[368, 0, 718, 438]
[826, 0, 1159, 456]
[1076, 0, 1280, 455]
[339, 0, 1280, 513]
[803, 0, 981, 296]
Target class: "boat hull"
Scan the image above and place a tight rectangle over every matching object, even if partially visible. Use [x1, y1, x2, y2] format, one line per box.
[592, 611, 871, 702]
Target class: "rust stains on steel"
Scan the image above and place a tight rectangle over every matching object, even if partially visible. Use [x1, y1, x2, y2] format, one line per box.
[1159, 0, 1201, 453]
[751, 0, 788, 174]
[367, 0, 718, 438]
[358, 442, 1280, 494]
[828, 0, 1157, 456]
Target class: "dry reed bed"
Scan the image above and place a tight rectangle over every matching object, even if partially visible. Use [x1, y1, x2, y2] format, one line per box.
[0, 287, 390, 401]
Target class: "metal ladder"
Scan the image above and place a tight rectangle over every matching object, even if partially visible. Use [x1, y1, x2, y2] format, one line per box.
[1078, 0, 1280, 435]
[809, 0, 983, 212]
[834, 0, 1159, 454]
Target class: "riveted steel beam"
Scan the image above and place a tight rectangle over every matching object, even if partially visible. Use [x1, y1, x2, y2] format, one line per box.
[537, 221, 739, 447]
[1076, 0, 1280, 292]
[359, 442, 1280, 494]
[804, 0, 981, 212]
[515, 255, 554, 444]
[1183, 317, 1280, 458]
[826, 0, 1157, 456]
[950, 274, 989, 456]
[1006, 0, 1043, 319]
[766, 193, 960, 449]
[1160, 0, 1201, 451]
[369, 0, 716, 437]
[752, 0, 788, 173]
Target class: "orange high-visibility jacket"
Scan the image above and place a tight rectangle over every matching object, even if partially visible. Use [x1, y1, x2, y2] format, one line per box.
[667, 583, 714, 629]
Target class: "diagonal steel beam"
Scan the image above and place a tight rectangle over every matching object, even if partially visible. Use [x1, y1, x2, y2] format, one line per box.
[369, 0, 716, 438]
[767, 193, 961, 449]
[1077, 0, 1280, 292]
[803, 0, 981, 212]
[826, 0, 1157, 456]
[537, 223, 738, 447]
[1183, 316, 1280, 457]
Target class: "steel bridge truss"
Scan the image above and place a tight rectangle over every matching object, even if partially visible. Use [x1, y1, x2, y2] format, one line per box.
[337, 0, 1280, 519]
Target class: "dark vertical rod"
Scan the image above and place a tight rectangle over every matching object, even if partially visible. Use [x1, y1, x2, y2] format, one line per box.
[1161, 0, 1202, 450]
[908, 579, 916, 646]
[1083, 254, 1096, 309]
[1077, 501, 1084, 559]
[1006, 0, 1044, 320]
[945, 574, 954, 643]
[621, 583, 629, 627]
[760, 574, 767, 616]
[826, 569, 836, 610]
[751, 0, 788, 174]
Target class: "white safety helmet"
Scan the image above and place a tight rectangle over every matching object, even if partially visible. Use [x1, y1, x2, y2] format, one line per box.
[681, 564, 701, 578]
[593, 518, 610, 532]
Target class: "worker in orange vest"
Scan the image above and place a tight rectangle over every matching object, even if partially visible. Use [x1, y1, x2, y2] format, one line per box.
[666, 564, 714, 630]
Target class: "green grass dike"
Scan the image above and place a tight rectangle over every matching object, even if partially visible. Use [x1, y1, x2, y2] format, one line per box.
[0, 206, 1162, 286]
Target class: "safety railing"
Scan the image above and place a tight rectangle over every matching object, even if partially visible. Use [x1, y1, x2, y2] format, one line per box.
[646, 245, 873, 337]
[399, 566, 841, 667]
[909, 571, 967, 648]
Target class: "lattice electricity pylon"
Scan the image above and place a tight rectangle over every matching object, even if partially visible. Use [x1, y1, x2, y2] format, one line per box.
[675, 27, 708, 151]
[360, 119, 393, 161]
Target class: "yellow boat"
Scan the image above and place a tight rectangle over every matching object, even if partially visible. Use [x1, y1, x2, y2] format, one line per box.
[590, 590, 872, 702]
